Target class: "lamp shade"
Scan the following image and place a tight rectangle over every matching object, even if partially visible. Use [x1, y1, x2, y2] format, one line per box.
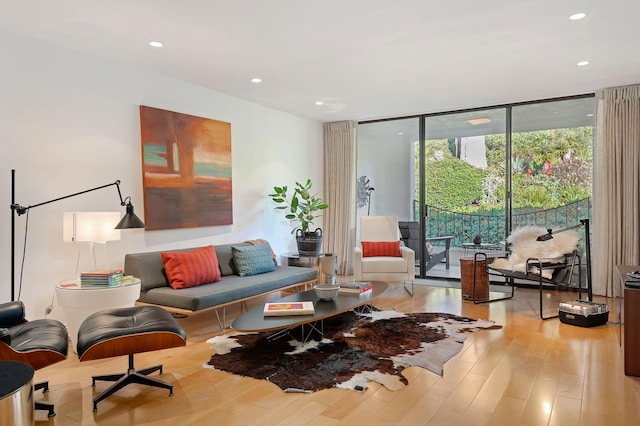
[63, 212, 121, 243]
[115, 202, 145, 229]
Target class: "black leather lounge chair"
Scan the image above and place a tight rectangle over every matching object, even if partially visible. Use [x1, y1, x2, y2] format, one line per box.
[0, 300, 69, 417]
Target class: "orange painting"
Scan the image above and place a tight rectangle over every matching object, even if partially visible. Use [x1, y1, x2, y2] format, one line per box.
[139, 106, 232, 230]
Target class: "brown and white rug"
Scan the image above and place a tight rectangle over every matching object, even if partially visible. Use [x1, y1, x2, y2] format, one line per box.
[204, 307, 500, 393]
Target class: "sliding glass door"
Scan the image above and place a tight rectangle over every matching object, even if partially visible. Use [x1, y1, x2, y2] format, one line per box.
[510, 98, 594, 229]
[422, 108, 507, 278]
[357, 95, 594, 281]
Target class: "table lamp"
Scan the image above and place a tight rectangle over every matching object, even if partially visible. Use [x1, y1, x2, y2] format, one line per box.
[63, 212, 121, 273]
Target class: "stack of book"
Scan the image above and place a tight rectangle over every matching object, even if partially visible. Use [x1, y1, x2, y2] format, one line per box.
[338, 281, 372, 294]
[80, 270, 123, 287]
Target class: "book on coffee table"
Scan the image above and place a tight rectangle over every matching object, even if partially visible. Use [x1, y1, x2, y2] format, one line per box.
[338, 281, 372, 294]
[264, 301, 315, 316]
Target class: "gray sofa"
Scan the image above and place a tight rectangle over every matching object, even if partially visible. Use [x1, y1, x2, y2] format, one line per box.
[124, 243, 318, 319]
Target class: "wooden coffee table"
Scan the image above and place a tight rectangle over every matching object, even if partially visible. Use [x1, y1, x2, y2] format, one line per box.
[231, 281, 388, 341]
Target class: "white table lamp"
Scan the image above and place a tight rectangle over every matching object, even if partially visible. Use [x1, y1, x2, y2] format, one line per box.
[63, 212, 121, 273]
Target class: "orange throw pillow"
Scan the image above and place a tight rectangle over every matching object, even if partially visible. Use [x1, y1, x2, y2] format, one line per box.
[161, 245, 221, 289]
[361, 241, 402, 257]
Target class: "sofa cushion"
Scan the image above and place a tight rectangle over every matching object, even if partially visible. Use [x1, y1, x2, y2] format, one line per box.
[232, 244, 277, 277]
[361, 240, 402, 257]
[161, 246, 221, 289]
[138, 266, 318, 311]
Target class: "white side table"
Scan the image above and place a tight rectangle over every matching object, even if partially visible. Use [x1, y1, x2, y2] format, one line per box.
[55, 277, 141, 352]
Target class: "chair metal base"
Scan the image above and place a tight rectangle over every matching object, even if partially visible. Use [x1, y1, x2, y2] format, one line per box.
[91, 354, 173, 411]
[470, 253, 515, 305]
[34, 381, 55, 417]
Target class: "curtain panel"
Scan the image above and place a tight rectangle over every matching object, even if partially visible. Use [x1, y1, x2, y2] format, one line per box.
[593, 84, 640, 297]
[323, 121, 357, 275]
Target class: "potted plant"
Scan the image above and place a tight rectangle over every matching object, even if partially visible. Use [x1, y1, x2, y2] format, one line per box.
[269, 179, 329, 255]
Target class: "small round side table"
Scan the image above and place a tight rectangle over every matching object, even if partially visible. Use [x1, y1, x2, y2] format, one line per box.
[55, 277, 141, 352]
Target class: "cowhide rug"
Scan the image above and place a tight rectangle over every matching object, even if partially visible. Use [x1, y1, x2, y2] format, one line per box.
[204, 307, 500, 393]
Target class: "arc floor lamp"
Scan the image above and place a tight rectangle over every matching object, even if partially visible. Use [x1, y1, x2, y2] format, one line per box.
[10, 169, 145, 301]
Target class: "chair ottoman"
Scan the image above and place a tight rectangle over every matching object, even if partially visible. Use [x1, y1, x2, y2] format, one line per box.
[77, 306, 187, 411]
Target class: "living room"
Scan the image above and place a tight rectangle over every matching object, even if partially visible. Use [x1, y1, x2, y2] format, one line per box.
[2, 2, 640, 424]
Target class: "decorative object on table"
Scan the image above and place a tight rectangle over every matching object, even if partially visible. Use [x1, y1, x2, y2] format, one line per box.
[268, 179, 328, 255]
[9, 169, 145, 302]
[473, 234, 482, 245]
[313, 284, 340, 301]
[263, 301, 315, 316]
[338, 281, 372, 294]
[140, 105, 232, 231]
[206, 307, 500, 392]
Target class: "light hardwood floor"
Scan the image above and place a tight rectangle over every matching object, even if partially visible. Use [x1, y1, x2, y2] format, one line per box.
[35, 282, 640, 425]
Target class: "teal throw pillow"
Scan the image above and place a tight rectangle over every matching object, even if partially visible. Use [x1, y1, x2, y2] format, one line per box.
[232, 243, 277, 277]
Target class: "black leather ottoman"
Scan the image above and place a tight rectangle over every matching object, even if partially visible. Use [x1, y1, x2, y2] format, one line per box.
[77, 306, 187, 411]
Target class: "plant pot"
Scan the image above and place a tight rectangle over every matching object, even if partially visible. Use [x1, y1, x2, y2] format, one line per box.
[296, 228, 323, 256]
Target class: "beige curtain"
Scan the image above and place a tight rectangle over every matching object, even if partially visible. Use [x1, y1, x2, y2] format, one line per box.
[323, 121, 357, 275]
[593, 84, 640, 297]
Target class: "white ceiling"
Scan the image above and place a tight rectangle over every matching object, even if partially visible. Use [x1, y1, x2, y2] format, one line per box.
[1, 0, 638, 123]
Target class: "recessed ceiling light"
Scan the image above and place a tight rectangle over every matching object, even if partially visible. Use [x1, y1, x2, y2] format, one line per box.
[315, 101, 324, 106]
[577, 60, 590, 66]
[586, 113, 594, 117]
[149, 41, 164, 47]
[569, 12, 586, 21]
[468, 118, 492, 126]
[398, 132, 404, 135]
[250, 77, 262, 83]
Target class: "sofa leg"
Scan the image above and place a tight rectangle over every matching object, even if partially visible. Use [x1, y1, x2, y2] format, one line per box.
[214, 309, 226, 330]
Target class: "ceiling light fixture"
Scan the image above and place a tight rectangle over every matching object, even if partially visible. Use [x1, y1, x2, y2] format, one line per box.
[315, 101, 324, 106]
[569, 13, 586, 21]
[577, 60, 590, 66]
[251, 77, 262, 83]
[467, 118, 492, 126]
[149, 41, 164, 48]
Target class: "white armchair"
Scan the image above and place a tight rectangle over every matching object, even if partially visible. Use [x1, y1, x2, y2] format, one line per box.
[353, 216, 415, 295]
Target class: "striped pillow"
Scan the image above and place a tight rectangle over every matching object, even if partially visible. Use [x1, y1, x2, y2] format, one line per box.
[361, 241, 402, 257]
[161, 245, 221, 289]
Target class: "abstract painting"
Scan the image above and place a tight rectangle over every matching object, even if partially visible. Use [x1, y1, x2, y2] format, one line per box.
[140, 106, 232, 230]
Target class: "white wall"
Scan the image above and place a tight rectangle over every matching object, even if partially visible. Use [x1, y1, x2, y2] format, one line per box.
[356, 132, 414, 221]
[0, 31, 324, 318]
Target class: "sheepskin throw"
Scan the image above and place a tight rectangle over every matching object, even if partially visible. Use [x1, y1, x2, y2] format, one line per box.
[490, 225, 580, 278]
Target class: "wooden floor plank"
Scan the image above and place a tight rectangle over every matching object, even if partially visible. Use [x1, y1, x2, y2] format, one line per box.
[29, 281, 640, 425]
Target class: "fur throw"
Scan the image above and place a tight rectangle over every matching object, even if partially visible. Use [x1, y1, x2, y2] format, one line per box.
[490, 225, 580, 278]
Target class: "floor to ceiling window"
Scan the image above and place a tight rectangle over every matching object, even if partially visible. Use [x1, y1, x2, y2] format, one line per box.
[357, 95, 594, 280]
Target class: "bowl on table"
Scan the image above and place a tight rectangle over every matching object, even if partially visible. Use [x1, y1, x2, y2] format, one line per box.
[313, 284, 340, 301]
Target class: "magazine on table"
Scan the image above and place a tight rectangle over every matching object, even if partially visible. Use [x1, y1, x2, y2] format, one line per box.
[338, 281, 373, 294]
[263, 301, 315, 316]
